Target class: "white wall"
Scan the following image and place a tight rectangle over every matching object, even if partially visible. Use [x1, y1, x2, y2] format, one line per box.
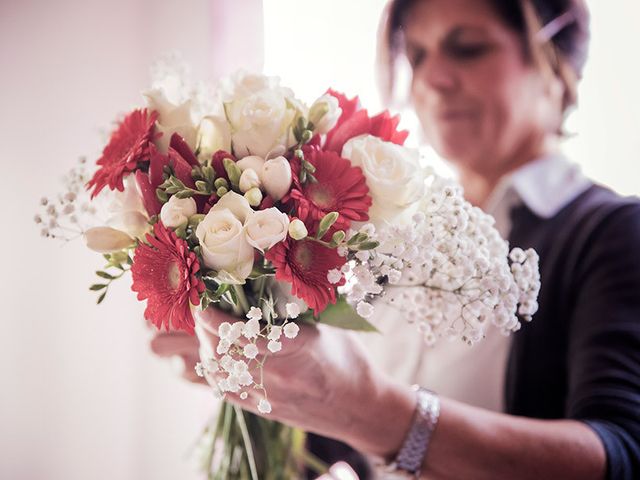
[0, 1, 259, 479]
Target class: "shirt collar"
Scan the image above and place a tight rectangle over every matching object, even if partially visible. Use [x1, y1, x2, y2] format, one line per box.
[486, 153, 592, 220]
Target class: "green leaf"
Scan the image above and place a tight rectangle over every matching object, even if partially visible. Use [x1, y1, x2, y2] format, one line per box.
[90, 283, 108, 291]
[223, 158, 241, 189]
[95, 271, 116, 280]
[96, 291, 107, 304]
[316, 298, 379, 332]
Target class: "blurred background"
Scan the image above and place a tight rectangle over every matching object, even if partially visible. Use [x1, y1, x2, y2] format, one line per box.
[1, 1, 638, 479]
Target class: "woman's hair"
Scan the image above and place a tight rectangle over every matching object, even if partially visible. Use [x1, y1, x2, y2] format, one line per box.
[378, 0, 590, 112]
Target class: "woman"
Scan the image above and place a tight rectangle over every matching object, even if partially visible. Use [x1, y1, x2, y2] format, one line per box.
[152, 0, 640, 478]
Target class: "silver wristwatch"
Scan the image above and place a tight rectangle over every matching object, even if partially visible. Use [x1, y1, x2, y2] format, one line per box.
[377, 386, 440, 479]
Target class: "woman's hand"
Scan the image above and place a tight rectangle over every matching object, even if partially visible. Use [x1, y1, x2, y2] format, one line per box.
[194, 307, 416, 459]
[150, 330, 207, 385]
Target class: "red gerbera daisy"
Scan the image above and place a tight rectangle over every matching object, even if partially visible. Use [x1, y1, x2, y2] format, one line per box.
[265, 237, 346, 315]
[131, 222, 205, 334]
[285, 146, 371, 231]
[87, 109, 158, 198]
[323, 90, 408, 154]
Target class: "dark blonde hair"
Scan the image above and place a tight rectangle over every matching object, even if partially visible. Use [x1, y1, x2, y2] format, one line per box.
[378, 0, 590, 113]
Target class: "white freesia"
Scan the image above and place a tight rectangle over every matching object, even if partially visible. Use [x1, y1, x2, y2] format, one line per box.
[244, 208, 290, 252]
[261, 156, 292, 201]
[196, 196, 255, 284]
[222, 71, 301, 158]
[342, 135, 426, 225]
[106, 175, 149, 239]
[309, 94, 342, 134]
[288, 219, 308, 240]
[144, 89, 198, 152]
[83, 226, 134, 253]
[160, 195, 197, 228]
[239, 168, 262, 193]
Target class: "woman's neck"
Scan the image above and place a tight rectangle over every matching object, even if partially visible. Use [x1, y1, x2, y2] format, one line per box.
[459, 137, 560, 208]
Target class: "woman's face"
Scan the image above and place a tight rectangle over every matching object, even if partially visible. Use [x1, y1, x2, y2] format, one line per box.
[405, 0, 560, 177]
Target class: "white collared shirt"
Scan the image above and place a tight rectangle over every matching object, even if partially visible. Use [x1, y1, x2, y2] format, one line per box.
[360, 154, 591, 412]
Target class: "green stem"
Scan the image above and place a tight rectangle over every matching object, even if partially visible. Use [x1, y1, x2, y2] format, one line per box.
[303, 450, 330, 475]
[232, 284, 251, 314]
[233, 406, 259, 480]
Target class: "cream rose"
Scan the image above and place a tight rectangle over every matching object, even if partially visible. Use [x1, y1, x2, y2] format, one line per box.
[222, 72, 301, 158]
[196, 192, 255, 284]
[244, 208, 289, 252]
[144, 89, 198, 152]
[160, 196, 197, 228]
[342, 135, 426, 225]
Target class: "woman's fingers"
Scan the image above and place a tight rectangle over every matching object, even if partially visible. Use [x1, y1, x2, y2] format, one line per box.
[149, 331, 207, 385]
[150, 331, 199, 357]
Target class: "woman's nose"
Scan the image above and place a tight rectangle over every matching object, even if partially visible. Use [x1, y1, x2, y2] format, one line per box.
[414, 54, 459, 94]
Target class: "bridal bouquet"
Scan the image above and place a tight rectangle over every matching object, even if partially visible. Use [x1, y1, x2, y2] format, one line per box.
[37, 57, 540, 479]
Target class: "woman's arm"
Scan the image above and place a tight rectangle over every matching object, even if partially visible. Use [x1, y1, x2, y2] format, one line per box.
[194, 311, 606, 480]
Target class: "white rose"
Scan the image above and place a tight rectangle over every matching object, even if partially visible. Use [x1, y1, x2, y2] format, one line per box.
[144, 89, 198, 152]
[196, 207, 254, 285]
[244, 208, 289, 252]
[309, 94, 342, 134]
[84, 226, 134, 253]
[212, 191, 253, 223]
[107, 175, 149, 239]
[260, 156, 292, 201]
[342, 135, 426, 225]
[196, 115, 231, 161]
[160, 196, 197, 228]
[223, 72, 301, 158]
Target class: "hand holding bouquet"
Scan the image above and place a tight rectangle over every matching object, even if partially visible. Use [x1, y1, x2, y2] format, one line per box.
[37, 57, 540, 478]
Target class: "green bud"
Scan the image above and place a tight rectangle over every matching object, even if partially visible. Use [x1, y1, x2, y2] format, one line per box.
[317, 211, 340, 239]
[355, 240, 380, 251]
[288, 219, 308, 240]
[347, 232, 368, 246]
[331, 230, 346, 244]
[174, 190, 194, 199]
[295, 149, 304, 160]
[308, 102, 329, 127]
[195, 180, 208, 192]
[188, 214, 205, 227]
[244, 187, 263, 207]
[223, 158, 242, 189]
[301, 130, 313, 143]
[156, 188, 169, 203]
[216, 186, 229, 197]
[175, 224, 187, 239]
[214, 177, 229, 190]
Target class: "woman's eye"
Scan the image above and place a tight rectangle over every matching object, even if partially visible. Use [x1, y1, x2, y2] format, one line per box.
[408, 49, 426, 68]
[448, 43, 490, 60]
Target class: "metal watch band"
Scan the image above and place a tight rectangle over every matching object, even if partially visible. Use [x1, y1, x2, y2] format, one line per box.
[392, 386, 440, 477]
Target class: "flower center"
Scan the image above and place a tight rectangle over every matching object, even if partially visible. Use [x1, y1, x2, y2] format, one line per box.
[293, 242, 313, 271]
[307, 184, 335, 209]
[167, 261, 181, 290]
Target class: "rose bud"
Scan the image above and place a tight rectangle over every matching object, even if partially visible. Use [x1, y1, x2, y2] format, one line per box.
[260, 156, 292, 201]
